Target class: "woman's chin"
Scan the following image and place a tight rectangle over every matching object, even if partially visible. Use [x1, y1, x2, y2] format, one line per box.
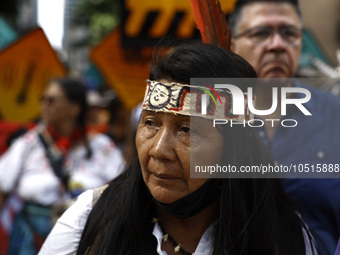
[151, 188, 183, 204]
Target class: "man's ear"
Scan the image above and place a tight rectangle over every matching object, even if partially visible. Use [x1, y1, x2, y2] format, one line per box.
[230, 38, 236, 52]
[71, 103, 81, 118]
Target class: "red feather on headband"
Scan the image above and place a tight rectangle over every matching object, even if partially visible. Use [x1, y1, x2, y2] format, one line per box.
[190, 0, 232, 50]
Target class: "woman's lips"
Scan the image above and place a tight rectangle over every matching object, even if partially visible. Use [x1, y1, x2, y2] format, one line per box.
[152, 172, 180, 180]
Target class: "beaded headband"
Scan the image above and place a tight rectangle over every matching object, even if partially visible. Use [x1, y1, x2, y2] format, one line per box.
[142, 80, 254, 122]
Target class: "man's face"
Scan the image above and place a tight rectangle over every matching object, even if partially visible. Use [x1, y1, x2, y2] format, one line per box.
[232, 3, 302, 78]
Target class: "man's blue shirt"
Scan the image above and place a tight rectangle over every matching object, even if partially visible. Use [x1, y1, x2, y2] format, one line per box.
[256, 82, 340, 255]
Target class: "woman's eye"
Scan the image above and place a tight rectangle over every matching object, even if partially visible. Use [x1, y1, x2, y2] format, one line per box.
[145, 120, 155, 127]
[180, 126, 190, 133]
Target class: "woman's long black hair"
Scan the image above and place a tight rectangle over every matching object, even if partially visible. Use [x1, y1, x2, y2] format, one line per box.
[77, 43, 314, 254]
[51, 77, 92, 158]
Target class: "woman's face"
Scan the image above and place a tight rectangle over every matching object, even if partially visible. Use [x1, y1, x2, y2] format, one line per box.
[41, 82, 79, 125]
[136, 110, 224, 204]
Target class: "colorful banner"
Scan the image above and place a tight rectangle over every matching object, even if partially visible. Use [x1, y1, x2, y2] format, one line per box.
[0, 28, 67, 122]
[91, 29, 150, 110]
[92, 0, 238, 110]
[0, 16, 17, 51]
[122, 0, 237, 46]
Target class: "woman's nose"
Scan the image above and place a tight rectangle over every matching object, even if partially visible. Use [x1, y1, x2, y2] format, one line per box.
[149, 127, 177, 161]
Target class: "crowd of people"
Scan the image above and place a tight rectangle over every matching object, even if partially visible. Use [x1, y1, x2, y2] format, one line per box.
[0, 78, 125, 254]
[0, 0, 339, 254]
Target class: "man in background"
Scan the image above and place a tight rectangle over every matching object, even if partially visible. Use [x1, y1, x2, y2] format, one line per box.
[228, 0, 340, 254]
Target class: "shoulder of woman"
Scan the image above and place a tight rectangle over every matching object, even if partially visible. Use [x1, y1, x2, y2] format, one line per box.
[0, 129, 39, 162]
[12, 128, 39, 145]
[38, 189, 95, 255]
[92, 184, 109, 207]
[87, 133, 114, 145]
[87, 133, 121, 153]
[57, 185, 109, 224]
[58, 189, 95, 224]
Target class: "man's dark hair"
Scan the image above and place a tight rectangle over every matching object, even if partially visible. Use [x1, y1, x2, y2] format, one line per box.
[227, 0, 302, 35]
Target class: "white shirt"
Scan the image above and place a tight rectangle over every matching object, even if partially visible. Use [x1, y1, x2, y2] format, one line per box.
[0, 128, 125, 205]
[39, 190, 214, 255]
[39, 190, 94, 255]
[39, 190, 316, 255]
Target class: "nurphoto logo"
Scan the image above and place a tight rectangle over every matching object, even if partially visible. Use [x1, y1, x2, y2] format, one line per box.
[200, 83, 312, 128]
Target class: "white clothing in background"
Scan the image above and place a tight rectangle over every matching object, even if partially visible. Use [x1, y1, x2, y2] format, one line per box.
[0, 128, 125, 206]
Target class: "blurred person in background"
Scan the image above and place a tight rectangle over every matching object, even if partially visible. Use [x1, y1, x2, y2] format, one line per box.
[228, 0, 340, 254]
[0, 77, 125, 255]
[86, 89, 113, 134]
[106, 96, 129, 153]
[87, 89, 130, 158]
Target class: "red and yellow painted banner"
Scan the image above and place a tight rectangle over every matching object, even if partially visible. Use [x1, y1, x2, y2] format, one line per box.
[93, 0, 237, 110]
[124, 0, 237, 38]
[91, 29, 151, 110]
[0, 28, 67, 122]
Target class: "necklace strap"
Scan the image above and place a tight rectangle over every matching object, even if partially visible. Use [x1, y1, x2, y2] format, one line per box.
[152, 218, 194, 255]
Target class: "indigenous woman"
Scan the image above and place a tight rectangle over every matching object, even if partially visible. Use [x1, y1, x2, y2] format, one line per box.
[40, 44, 315, 255]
